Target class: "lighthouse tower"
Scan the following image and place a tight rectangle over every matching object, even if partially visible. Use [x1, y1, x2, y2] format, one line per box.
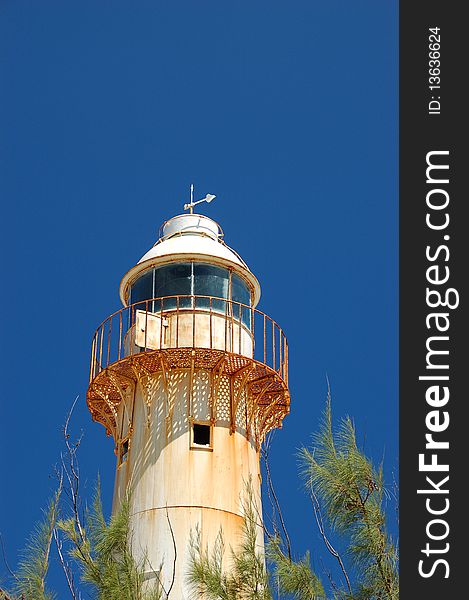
[86, 198, 290, 597]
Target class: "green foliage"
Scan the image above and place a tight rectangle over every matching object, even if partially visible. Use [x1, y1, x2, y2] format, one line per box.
[187, 482, 271, 600]
[1, 488, 61, 600]
[267, 540, 324, 600]
[296, 396, 399, 600]
[58, 483, 162, 600]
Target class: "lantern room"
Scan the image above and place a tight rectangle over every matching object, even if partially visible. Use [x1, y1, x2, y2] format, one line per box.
[119, 214, 261, 310]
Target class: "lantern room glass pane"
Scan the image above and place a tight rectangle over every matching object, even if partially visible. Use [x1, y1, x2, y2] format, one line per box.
[194, 264, 229, 310]
[231, 273, 251, 306]
[231, 273, 251, 327]
[129, 263, 252, 319]
[129, 270, 153, 311]
[154, 263, 192, 308]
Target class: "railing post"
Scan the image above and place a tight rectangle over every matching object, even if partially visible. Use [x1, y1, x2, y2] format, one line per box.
[118, 311, 123, 361]
[279, 328, 283, 375]
[90, 334, 96, 382]
[272, 319, 276, 371]
[263, 314, 267, 365]
[192, 295, 196, 347]
[107, 317, 113, 367]
[176, 296, 179, 349]
[238, 302, 242, 354]
[99, 325, 104, 372]
[285, 340, 289, 384]
[131, 305, 135, 356]
[251, 306, 255, 358]
[209, 296, 213, 349]
[144, 300, 148, 352]
[230, 300, 234, 353]
[160, 297, 163, 349]
[224, 298, 228, 352]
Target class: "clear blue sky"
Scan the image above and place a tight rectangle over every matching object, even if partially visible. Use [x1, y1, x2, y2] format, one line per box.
[0, 0, 397, 595]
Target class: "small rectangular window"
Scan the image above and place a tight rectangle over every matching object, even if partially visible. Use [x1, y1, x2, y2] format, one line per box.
[119, 439, 129, 464]
[191, 422, 212, 449]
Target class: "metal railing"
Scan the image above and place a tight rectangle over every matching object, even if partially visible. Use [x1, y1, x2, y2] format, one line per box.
[90, 295, 288, 384]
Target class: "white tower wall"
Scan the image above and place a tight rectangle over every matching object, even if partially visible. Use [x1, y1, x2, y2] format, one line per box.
[113, 369, 263, 596]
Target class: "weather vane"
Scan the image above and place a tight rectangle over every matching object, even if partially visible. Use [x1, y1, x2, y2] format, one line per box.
[184, 184, 216, 214]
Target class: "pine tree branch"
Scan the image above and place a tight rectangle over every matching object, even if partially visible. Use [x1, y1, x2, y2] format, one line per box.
[53, 529, 81, 600]
[62, 397, 86, 546]
[165, 506, 177, 599]
[355, 490, 393, 598]
[261, 444, 291, 560]
[308, 483, 352, 595]
[0, 534, 19, 583]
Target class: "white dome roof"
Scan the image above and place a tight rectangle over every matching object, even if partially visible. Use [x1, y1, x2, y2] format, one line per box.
[119, 214, 260, 306]
[138, 214, 248, 268]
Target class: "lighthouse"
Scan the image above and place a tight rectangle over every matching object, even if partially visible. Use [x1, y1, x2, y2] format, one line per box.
[86, 195, 290, 597]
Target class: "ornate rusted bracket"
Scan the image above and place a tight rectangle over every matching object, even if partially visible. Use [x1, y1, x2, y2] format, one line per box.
[230, 363, 254, 433]
[209, 354, 226, 422]
[91, 383, 118, 440]
[188, 350, 196, 421]
[159, 354, 174, 440]
[107, 370, 135, 438]
[247, 379, 275, 448]
[131, 361, 154, 428]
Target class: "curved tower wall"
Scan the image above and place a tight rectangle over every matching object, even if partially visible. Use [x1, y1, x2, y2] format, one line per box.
[113, 367, 263, 594]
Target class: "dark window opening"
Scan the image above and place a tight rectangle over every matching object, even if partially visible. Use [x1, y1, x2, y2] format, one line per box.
[120, 439, 129, 463]
[193, 423, 211, 446]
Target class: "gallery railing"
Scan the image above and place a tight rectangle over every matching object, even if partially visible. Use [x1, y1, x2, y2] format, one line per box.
[89, 295, 288, 385]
